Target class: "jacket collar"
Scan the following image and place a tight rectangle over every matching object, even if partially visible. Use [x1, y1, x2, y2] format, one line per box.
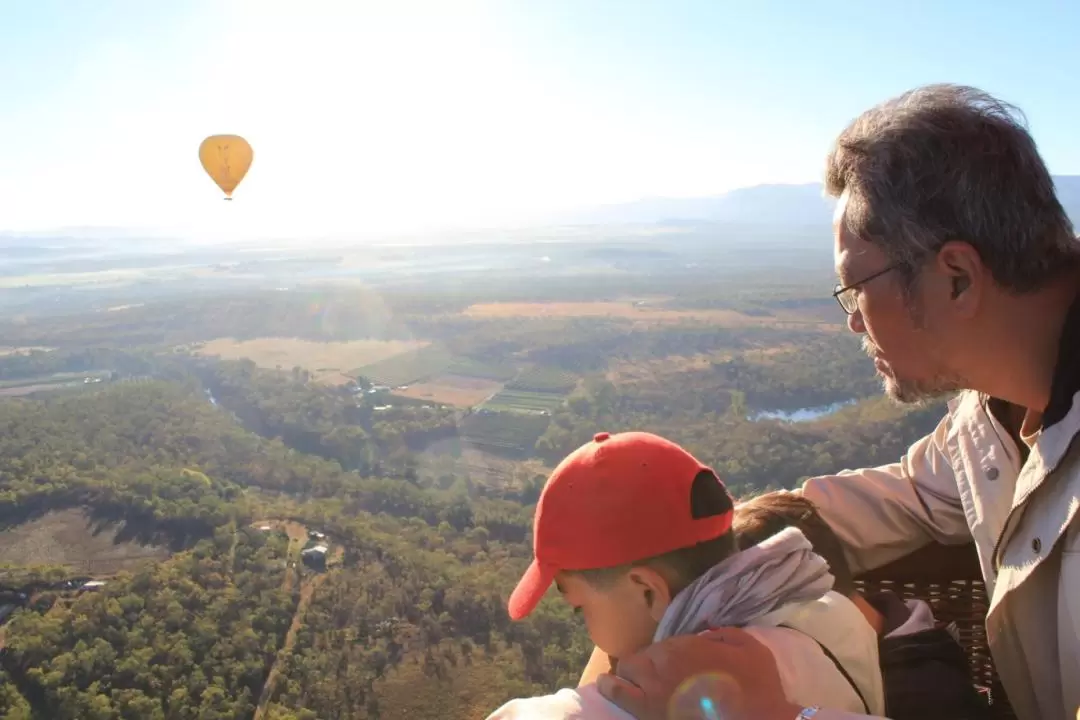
[981, 291, 1080, 450]
[1041, 291, 1080, 429]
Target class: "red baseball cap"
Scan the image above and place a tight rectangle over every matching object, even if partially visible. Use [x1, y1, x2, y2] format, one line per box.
[508, 431, 734, 620]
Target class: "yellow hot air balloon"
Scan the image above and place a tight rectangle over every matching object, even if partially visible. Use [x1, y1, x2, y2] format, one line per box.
[199, 134, 253, 200]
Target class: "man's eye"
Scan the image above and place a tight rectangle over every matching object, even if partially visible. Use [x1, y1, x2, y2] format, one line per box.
[573, 606, 583, 615]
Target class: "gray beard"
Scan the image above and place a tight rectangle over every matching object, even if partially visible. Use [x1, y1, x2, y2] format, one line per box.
[862, 336, 965, 405]
[881, 372, 961, 405]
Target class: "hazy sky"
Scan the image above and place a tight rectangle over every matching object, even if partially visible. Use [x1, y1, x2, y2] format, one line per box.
[2, 0, 1078, 239]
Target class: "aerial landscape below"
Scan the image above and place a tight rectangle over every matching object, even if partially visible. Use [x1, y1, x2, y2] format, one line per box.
[2, 2, 1078, 718]
[0, 191, 959, 718]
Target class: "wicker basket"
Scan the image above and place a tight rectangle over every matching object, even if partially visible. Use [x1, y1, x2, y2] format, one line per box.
[854, 542, 1014, 719]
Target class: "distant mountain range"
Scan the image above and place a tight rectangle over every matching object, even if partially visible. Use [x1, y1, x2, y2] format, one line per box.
[3, 177, 1078, 245]
[0, 226, 179, 250]
[556, 175, 1080, 230]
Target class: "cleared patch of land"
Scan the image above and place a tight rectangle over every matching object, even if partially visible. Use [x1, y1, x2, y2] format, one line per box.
[607, 353, 732, 383]
[391, 374, 504, 407]
[0, 371, 112, 397]
[462, 301, 829, 325]
[425, 448, 551, 481]
[0, 382, 78, 397]
[0, 509, 169, 572]
[197, 337, 428, 385]
[606, 346, 796, 384]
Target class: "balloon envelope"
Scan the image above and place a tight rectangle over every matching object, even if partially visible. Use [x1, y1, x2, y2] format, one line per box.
[199, 135, 253, 198]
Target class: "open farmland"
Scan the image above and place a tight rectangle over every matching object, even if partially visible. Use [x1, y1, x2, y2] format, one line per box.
[0, 509, 170, 573]
[459, 411, 552, 456]
[606, 353, 731, 383]
[357, 344, 455, 386]
[605, 345, 795, 384]
[462, 301, 830, 326]
[391, 374, 504, 407]
[483, 389, 567, 414]
[0, 382, 84, 398]
[196, 337, 427, 385]
[506, 367, 578, 393]
[0, 370, 112, 397]
[445, 357, 519, 381]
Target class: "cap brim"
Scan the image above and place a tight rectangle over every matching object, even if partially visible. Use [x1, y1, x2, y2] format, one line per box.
[508, 559, 555, 620]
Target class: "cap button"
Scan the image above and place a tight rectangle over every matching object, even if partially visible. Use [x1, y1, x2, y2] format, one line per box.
[594, 432, 611, 442]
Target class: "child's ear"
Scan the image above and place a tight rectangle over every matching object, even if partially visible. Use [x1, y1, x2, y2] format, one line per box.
[627, 567, 674, 622]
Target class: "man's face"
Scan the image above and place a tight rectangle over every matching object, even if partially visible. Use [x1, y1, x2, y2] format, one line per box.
[555, 571, 661, 662]
[833, 191, 966, 404]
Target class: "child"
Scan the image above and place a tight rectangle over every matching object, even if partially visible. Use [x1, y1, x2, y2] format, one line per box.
[487, 431, 885, 719]
[734, 491, 991, 720]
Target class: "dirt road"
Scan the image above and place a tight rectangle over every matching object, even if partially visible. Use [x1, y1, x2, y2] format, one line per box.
[251, 519, 334, 720]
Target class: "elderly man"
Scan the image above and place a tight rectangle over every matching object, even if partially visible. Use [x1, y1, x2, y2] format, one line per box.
[596, 84, 1080, 720]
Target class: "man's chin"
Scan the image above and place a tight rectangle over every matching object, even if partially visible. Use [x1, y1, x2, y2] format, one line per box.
[884, 380, 922, 405]
[882, 375, 959, 406]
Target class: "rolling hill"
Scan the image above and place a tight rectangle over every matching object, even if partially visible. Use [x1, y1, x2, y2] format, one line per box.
[556, 175, 1080, 230]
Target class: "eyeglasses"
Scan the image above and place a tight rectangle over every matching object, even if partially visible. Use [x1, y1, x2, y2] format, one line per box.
[832, 264, 901, 315]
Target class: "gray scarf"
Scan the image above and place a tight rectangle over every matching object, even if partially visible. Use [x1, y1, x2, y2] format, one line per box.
[654, 526, 835, 641]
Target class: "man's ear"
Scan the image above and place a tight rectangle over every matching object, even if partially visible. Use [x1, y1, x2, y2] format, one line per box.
[627, 566, 674, 622]
[935, 240, 984, 317]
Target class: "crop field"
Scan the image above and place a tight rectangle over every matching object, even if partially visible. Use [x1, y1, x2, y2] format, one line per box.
[357, 344, 456, 387]
[506, 367, 578, 393]
[459, 411, 552, 456]
[483, 389, 567, 414]
[391, 374, 504, 407]
[197, 337, 427, 385]
[445, 357, 519, 381]
[0, 509, 170, 572]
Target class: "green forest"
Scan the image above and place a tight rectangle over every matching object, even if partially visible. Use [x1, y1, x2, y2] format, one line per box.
[0, 280, 946, 720]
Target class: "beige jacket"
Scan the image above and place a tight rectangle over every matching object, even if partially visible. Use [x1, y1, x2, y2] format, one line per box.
[803, 388, 1080, 720]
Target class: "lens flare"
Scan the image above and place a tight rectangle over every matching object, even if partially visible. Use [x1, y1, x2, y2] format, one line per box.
[668, 672, 744, 719]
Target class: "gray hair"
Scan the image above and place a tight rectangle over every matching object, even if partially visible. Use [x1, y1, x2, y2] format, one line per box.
[826, 84, 1077, 293]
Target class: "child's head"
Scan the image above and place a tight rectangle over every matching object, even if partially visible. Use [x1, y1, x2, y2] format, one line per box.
[733, 491, 855, 596]
[508, 431, 736, 660]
